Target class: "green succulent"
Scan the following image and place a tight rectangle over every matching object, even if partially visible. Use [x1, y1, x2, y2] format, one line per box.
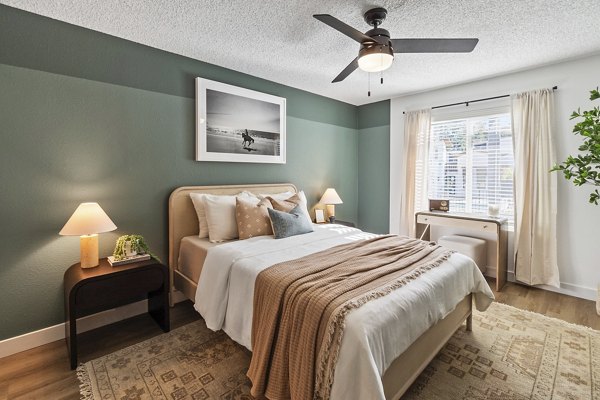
[552, 88, 600, 205]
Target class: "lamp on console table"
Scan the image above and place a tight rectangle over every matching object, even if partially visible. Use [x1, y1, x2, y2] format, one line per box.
[59, 202, 117, 268]
[319, 188, 343, 223]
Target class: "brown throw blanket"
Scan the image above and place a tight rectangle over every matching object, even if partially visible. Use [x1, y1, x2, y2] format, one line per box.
[247, 235, 454, 400]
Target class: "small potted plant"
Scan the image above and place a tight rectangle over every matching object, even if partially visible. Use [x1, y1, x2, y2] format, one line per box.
[110, 234, 159, 265]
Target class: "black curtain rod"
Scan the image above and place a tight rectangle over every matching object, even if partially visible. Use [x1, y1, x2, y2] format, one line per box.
[402, 86, 558, 114]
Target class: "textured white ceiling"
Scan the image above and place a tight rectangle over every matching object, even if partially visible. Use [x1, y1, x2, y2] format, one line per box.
[3, 0, 600, 105]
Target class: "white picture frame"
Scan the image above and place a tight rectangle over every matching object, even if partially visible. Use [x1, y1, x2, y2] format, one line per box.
[195, 77, 286, 164]
[315, 209, 326, 223]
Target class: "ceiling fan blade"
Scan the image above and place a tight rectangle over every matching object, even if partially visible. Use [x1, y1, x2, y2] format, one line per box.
[313, 14, 374, 44]
[391, 38, 479, 53]
[332, 57, 359, 83]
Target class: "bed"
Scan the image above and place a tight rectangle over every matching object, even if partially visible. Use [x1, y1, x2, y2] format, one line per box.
[168, 183, 494, 400]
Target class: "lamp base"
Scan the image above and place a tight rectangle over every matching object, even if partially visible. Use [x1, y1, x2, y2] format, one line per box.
[326, 204, 336, 223]
[80, 234, 99, 268]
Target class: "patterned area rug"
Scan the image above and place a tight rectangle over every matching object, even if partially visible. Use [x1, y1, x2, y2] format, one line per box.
[404, 302, 600, 400]
[78, 302, 600, 399]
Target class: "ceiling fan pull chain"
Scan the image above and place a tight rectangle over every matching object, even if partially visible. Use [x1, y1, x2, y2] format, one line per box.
[380, 71, 383, 85]
[368, 72, 371, 97]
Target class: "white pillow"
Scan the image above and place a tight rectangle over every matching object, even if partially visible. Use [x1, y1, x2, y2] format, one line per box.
[190, 193, 210, 238]
[295, 191, 312, 225]
[190, 191, 258, 239]
[240, 191, 260, 202]
[259, 191, 294, 201]
[203, 192, 256, 242]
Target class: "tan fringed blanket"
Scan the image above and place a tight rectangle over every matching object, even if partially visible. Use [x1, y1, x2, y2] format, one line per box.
[247, 235, 454, 400]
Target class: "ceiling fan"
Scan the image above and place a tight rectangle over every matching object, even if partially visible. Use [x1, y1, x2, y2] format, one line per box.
[313, 8, 479, 83]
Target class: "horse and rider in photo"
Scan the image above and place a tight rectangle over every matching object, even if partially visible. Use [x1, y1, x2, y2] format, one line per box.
[242, 129, 254, 148]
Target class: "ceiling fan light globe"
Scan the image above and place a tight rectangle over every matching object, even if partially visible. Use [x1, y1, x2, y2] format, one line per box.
[358, 52, 394, 72]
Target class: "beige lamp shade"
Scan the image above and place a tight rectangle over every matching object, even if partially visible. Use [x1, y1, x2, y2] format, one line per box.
[319, 188, 343, 205]
[60, 202, 117, 236]
[60, 202, 116, 268]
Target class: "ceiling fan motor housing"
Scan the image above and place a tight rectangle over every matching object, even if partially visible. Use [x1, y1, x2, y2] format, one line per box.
[364, 7, 388, 28]
[359, 25, 394, 72]
[365, 28, 392, 45]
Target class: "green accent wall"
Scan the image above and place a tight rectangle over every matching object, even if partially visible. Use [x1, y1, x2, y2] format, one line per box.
[0, 5, 360, 340]
[0, 6, 356, 129]
[357, 100, 391, 233]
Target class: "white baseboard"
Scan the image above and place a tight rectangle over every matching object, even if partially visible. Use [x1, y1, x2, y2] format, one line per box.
[484, 266, 497, 278]
[537, 282, 597, 302]
[0, 291, 188, 360]
[507, 270, 515, 282]
[484, 267, 597, 301]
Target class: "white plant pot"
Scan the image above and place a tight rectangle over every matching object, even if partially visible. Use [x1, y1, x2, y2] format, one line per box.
[124, 241, 137, 257]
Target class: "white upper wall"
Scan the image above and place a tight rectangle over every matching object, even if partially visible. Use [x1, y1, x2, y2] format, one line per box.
[390, 54, 600, 299]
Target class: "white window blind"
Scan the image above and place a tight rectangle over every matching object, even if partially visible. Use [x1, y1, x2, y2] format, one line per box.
[427, 109, 514, 224]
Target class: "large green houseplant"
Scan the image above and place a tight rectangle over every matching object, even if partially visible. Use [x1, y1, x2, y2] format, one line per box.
[552, 88, 600, 205]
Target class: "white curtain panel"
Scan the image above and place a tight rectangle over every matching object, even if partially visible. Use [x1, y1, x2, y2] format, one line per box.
[400, 109, 431, 237]
[512, 89, 559, 287]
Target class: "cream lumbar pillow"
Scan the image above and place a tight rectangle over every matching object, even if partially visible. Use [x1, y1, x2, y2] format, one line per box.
[267, 191, 312, 225]
[236, 197, 273, 240]
[201, 192, 257, 243]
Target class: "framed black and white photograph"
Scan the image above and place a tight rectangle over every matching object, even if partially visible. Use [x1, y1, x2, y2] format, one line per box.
[196, 78, 286, 163]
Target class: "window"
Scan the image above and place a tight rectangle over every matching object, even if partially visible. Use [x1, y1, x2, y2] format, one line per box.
[426, 110, 514, 224]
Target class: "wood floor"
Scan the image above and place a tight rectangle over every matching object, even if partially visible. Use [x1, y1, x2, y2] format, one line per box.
[0, 279, 598, 399]
[491, 278, 600, 330]
[0, 303, 201, 400]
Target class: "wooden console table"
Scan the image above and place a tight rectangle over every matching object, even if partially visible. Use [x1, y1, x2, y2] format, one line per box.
[415, 211, 509, 291]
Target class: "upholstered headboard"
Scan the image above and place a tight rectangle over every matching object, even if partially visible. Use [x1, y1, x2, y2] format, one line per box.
[168, 183, 297, 280]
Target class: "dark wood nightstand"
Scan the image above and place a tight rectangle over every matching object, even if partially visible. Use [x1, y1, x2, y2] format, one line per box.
[64, 258, 170, 369]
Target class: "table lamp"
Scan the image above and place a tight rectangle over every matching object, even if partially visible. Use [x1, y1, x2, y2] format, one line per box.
[59, 202, 117, 268]
[319, 188, 343, 223]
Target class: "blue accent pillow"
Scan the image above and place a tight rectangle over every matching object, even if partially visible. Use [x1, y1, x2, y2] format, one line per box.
[268, 205, 314, 239]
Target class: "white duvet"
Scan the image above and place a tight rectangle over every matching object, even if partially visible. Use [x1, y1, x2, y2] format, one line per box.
[195, 224, 494, 400]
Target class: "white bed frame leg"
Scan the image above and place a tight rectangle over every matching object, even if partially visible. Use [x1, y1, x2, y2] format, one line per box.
[466, 313, 473, 331]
